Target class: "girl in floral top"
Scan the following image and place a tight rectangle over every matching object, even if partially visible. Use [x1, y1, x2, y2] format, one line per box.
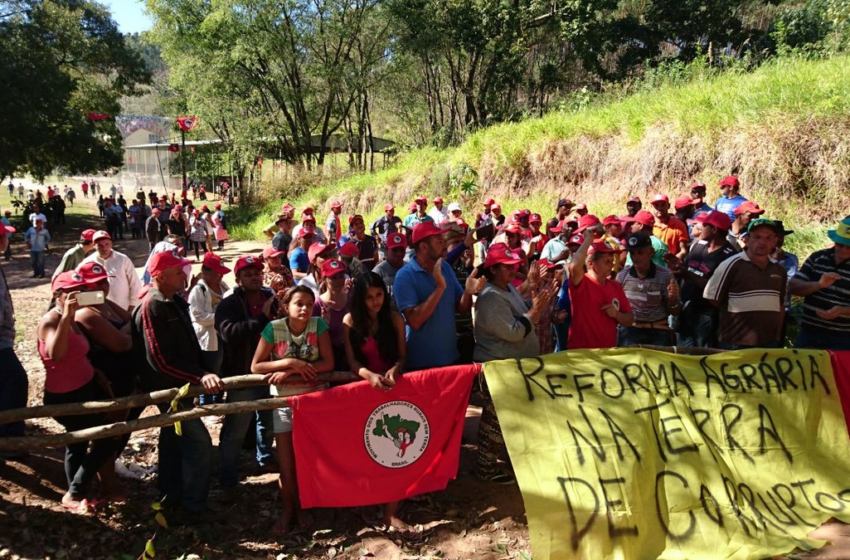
[251, 285, 333, 536]
[262, 246, 294, 319]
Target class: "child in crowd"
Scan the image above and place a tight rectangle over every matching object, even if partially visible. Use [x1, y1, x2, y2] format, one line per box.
[251, 285, 334, 536]
[313, 258, 351, 370]
[342, 272, 407, 528]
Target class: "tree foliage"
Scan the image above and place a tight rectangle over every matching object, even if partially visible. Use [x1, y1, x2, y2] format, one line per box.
[0, 0, 150, 181]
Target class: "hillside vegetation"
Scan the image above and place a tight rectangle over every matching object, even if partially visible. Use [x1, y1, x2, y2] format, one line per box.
[234, 55, 850, 256]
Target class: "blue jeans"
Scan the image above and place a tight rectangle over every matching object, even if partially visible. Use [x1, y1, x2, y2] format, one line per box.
[617, 325, 673, 347]
[218, 385, 274, 487]
[676, 310, 717, 348]
[198, 349, 224, 405]
[796, 328, 850, 351]
[30, 250, 45, 276]
[156, 402, 212, 512]
[0, 348, 28, 438]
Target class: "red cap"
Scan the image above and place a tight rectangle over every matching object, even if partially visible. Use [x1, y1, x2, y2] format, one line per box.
[411, 221, 450, 245]
[491, 203, 501, 211]
[384, 203, 394, 211]
[75, 262, 113, 284]
[520, 209, 531, 217]
[576, 214, 601, 232]
[484, 243, 523, 269]
[308, 242, 334, 263]
[215, 203, 221, 209]
[201, 204, 209, 212]
[575, 203, 587, 211]
[339, 242, 359, 258]
[298, 226, 315, 238]
[320, 258, 347, 278]
[484, 198, 496, 206]
[718, 175, 740, 188]
[529, 213, 543, 224]
[92, 230, 111, 242]
[302, 206, 314, 215]
[203, 252, 232, 275]
[568, 234, 584, 245]
[330, 200, 342, 209]
[52, 270, 89, 292]
[80, 229, 96, 242]
[602, 215, 621, 227]
[503, 222, 523, 235]
[623, 210, 655, 227]
[734, 201, 765, 216]
[233, 255, 264, 276]
[538, 258, 560, 270]
[301, 214, 316, 224]
[280, 203, 295, 214]
[349, 214, 364, 225]
[697, 210, 732, 231]
[691, 181, 707, 190]
[386, 232, 407, 250]
[627, 196, 641, 203]
[432, 196, 443, 204]
[151, 208, 161, 215]
[549, 220, 564, 233]
[148, 250, 192, 277]
[588, 241, 616, 255]
[651, 193, 670, 205]
[510, 209, 522, 220]
[261, 247, 285, 261]
[414, 196, 427, 204]
[408, 202, 418, 212]
[674, 195, 696, 210]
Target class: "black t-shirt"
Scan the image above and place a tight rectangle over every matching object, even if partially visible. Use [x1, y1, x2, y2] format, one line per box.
[272, 231, 293, 268]
[680, 240, 737, 313]
[167, 218, 186, 236]
[354, 235, 379, 271]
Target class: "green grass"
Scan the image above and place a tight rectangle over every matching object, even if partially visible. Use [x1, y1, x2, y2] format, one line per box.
[232, 54, 850, 249]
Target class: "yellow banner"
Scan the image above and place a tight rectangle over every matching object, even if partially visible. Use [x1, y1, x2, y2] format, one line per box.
[484, 348, 850, 560]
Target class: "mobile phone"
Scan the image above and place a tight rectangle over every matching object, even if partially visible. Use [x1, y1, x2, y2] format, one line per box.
[76, 291, 105, 307]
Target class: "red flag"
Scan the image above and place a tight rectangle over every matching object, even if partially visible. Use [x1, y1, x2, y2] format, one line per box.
[87, 112, 111, 120]
[829, 351, 850, 436]
[167, 143, 180, 153]
[291, 364, 478, 508]
[176, 116, 198, 132]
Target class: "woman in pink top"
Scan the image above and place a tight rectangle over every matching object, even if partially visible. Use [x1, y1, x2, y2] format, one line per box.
[343, 272, 407, 529]
[38, 271, 118, 513]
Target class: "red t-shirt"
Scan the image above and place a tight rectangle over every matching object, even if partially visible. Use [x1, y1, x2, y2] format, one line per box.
[568, 274, 632, 350]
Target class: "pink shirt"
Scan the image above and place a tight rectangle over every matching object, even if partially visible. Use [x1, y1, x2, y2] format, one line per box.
[38, 329, 95, 393]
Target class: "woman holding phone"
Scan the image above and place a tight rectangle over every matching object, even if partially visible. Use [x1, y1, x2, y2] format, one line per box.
[38, 271, 119, 512]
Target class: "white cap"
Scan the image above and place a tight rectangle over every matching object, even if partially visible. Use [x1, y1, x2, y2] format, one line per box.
[447, 202, 462, 213]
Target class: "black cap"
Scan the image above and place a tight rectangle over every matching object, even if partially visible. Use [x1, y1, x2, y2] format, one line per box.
[625, 232, 652, 251]
[557, 198, 574, 209]
[773, 220, 794, 236]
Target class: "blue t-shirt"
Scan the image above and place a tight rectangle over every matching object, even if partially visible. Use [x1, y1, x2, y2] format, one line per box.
[290, 247, 309, 275]
[714, 195, 747, 221]
[393, 258, 464, 369]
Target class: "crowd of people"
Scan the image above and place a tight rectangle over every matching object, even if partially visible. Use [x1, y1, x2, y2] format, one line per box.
[0, 175, 849, 535]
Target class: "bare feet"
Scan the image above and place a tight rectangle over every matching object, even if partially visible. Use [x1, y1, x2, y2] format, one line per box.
[384, 514, 408, 530]
[61, 492, 96, 514]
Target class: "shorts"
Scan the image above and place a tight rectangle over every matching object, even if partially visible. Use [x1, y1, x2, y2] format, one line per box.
[273, 407, 293, 434]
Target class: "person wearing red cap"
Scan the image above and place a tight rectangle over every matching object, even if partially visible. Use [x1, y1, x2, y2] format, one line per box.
[373, 231, 408, 299]
[428, 196, 448, 225]
[714, 175, 748, 221]
[290, 227, 317, 282]
[650, 194, 689, 259]
[490, 203, 505, 227]
[567, 230, 634, 349]
[370, 203, 402, 245]
[703, 218, 787, 349]
[403, 197, 429, 230]
[52, 229, 96, 281]
[132, 250, 222, 517]
[664, 210, 737, 347]
[314, 258, 351, 370]
[325, 200, 343, 245]
[38, 271, 121, 511]
[263, 247, 295, 317]
[474, 243, 556, 483]
[145, 207, 164, 251]
[347, 214, 379, 272]
[188, 207, 209, 261]
[600, 215, 625, 273]
[393, 221, 485, 369]
[214, 254, 278, 497]
[622, 210, 669, 268]
[689, 182, 712, 214]
[0, 219, 28, 453]
[188, 253, 232, 377]
[476, 197, 496, 230]
[673, 194, 697, 231]
[81, 231, 142, 312]
[729, 200, 766, 248]
[292, 212, 326, 244]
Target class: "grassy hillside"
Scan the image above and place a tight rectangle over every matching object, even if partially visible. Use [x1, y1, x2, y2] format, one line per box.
[232, 55, 850, 257]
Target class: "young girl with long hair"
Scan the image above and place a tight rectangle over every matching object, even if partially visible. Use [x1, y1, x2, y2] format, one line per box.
[342, 272, 407, 528]
[251, 285, 334, 536]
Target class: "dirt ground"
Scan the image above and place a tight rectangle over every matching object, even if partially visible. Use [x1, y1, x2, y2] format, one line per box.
[1, 181, 849, 560]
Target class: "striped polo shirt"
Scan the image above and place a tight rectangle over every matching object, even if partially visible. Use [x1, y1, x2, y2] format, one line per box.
[795, 248, 850, 334]
[616, 263, 672, 323]
[703, 251, 787, 346]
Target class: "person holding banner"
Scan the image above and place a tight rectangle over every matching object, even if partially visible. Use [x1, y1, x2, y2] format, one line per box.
[343, 272, 408, 527]
[567, 229, 634, 349]
[251, 285, 334, 537]
[473, 242, 556, 483]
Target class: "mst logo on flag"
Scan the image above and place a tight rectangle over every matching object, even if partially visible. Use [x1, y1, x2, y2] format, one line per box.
[176, 116, 198, 132]
[364, 401, 430, 468]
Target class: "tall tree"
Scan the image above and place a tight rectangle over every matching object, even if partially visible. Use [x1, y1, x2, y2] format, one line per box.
[0, 0, 150, 181]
